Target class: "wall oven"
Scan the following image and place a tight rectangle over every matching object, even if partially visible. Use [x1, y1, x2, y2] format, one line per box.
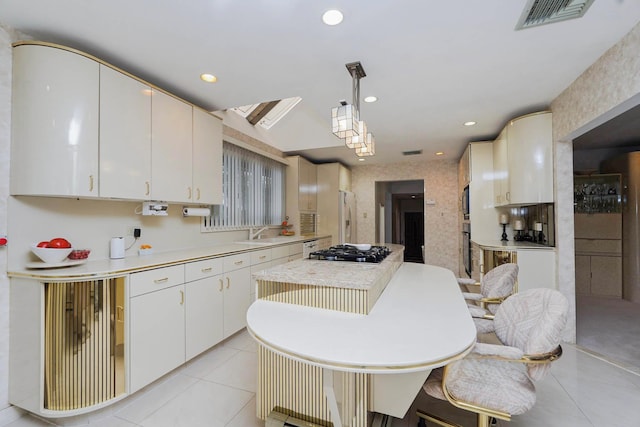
[462, 222, 471, 277]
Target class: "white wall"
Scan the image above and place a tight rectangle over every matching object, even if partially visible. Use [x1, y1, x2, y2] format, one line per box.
[0, 24, 25, 425]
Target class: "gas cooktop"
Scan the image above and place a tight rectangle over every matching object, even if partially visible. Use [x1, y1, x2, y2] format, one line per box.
[309, 245, 391, 263]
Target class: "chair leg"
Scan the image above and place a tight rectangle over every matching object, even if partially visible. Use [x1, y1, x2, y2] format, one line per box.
[477, 413, 491, 427]
[416, 409, 462, 427]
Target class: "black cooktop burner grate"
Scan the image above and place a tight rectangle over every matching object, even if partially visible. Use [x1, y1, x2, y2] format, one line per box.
[309, 245, 391, 263]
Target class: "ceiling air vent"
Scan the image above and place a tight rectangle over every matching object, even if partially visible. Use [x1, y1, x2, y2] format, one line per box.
[515, 0, 595, 30]
[402, 150, 423, 156]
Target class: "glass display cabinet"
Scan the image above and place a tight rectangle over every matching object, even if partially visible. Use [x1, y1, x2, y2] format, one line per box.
[573, 174, 621, 214]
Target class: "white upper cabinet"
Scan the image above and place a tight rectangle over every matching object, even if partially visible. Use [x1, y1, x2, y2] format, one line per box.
[492, 128, 508, 205]
[506, 112, 553, 205]
[11, 44, 99, 197]
[298, 156, 317, 211]
[192, 108, 223, 205]
[493, 111, 553, 206]
[151, 90, 193, 203]
[99, 65, 152, 199]
[11, 42, 225, 204]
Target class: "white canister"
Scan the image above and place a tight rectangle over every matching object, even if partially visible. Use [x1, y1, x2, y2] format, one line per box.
[110, 237, 125, 259]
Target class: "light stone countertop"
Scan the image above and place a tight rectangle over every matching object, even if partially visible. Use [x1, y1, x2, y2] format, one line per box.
[8, 234, 331, 280]
[472, 239, 555, 251]
[247, 262, 476, 373]
[252, 243, 404, 290]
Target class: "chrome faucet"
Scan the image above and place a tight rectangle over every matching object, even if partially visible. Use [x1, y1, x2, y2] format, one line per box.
[249, 226, 269, 240]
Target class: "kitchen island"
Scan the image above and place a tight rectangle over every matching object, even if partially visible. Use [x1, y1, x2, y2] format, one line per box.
[248, 246, 477, 427]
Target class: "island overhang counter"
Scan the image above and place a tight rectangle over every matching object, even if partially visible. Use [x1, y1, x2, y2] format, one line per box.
[247, 248, 477, 427]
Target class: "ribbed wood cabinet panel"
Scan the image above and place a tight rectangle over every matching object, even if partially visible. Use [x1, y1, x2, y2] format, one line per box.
[43, 278, 125, 410]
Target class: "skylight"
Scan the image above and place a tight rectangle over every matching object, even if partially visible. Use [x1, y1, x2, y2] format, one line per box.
[230, 96, 302, 130]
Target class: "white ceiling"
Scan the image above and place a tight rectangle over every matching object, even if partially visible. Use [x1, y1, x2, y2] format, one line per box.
[2, 1, 640, 166]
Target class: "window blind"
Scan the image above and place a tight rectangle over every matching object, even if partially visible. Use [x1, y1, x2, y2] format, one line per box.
[206, 142, 285, 230]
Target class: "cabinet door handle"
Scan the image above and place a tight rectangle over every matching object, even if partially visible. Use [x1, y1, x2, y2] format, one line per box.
[218, 278, 224, 291]
[226, 277, 231, 289]
[145, 181, 150, 196]
[154, 277, 169, 284]
[180, 290, 184, 305]
[259, 255, 267, 260]
[89, 175, 94, 192]
[196, 188, 201, 200]
[116, 306, 124, 322]
[506, 191, 510, 201]
[234, 260, 243, 265]
[201, 267, 212, 272]
[188, 187, 192, 200]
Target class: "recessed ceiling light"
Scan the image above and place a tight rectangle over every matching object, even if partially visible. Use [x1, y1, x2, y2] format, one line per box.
[464, 121, 477, 126]
[358, 158, 365, 162]
[435, 151, 444, 156]
[200, 73, 217, 83]
[364, 96, 377, 103]
[322, 9, 343, 25]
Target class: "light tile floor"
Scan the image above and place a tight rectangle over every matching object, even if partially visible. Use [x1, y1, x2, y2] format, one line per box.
[5, 329, 640, 427]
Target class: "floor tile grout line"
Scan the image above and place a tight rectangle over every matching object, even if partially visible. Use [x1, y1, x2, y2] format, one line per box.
[223, 396, 257, 427]
[549, 371, 598, 427]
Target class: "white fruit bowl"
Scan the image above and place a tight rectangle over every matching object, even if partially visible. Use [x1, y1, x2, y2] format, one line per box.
[31, 245, 73, 264]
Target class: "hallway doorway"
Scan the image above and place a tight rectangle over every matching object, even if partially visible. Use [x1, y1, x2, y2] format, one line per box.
[375, 180, 425, 263]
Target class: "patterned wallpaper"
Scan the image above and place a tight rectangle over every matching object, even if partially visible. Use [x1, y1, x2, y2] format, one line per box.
[351, 158, 460, 273]
[550, 22, 640, 343]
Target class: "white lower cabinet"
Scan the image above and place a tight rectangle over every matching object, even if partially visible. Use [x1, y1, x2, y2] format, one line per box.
[250, 249, 273, 302]
[129, 265, 186, 393]
[185, 258, 224, 361]
[222, 268, 251, 337]
[222, 253, 252, 337]
[515, 249, 556, 292]
[128, 246, 300, 393]
[288, 242, 304, 261]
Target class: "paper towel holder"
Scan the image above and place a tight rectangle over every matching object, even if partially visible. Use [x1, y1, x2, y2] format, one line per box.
[182, 206, 211, 217]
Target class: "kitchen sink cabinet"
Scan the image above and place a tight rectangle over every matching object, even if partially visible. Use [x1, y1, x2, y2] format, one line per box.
[99, 65, 152, 199]
[11, 43, 100, 198]
[151, 90, 194, 203]
[192, 108, 223, 205]
[493, 111, 553, 206]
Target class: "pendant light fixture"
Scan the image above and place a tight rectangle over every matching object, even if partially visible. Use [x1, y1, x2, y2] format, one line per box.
[356, 132, 375, 157]
[331, 61, 375, 156]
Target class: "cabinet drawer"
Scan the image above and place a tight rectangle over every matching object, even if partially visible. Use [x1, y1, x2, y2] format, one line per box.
[185, 258, 223, 282]
[251, 249, 272, 265]
[130, 265, 185, 297]
[223, 252, 251, 272]
[272, 245, 289, 259]
[575, 238, 621, 255]
[574, 213, 621, 239]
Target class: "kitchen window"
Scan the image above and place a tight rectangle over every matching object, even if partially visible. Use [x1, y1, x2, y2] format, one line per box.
[206, 142, 285, 229]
